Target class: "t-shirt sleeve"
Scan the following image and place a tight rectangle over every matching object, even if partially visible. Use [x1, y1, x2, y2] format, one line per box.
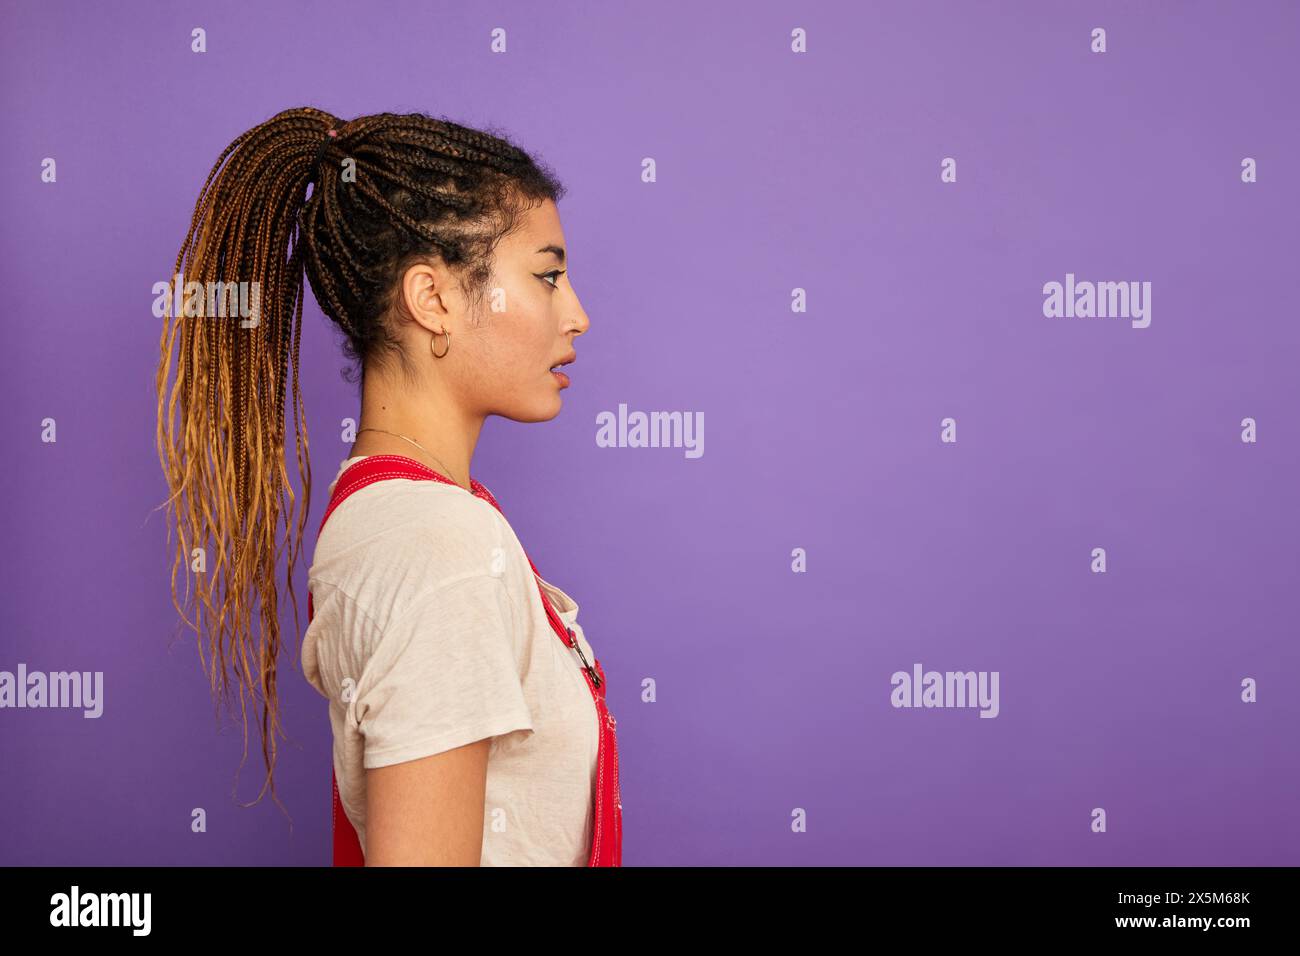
[354, 573, 535, 769]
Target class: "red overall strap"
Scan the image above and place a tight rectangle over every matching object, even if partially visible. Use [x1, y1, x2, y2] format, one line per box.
[310, 454, 622, 867]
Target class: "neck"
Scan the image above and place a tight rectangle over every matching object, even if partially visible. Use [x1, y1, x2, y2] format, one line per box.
[349, 363, 484, 492]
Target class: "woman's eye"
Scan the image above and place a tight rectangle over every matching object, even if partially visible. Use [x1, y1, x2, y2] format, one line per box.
[539, 269, 565, 289]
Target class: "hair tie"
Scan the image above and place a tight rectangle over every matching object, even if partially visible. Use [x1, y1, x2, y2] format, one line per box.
[313, 127, 339, 177]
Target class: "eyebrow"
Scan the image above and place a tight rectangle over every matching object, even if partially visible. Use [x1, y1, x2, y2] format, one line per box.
[536, 244, 566, 264]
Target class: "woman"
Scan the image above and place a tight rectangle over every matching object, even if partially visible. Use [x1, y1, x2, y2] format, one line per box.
[155, 107, 621, 866]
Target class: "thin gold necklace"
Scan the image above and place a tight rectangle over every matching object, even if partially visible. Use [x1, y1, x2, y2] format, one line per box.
[356, 427, 463, 488]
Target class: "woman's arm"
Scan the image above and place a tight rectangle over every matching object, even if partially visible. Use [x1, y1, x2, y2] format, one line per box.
[364, 738, 491, 866]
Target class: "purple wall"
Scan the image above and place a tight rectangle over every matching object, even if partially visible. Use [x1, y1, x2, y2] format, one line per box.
[2, 0, 1297, 865]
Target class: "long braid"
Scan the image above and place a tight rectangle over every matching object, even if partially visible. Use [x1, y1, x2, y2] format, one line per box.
[155, 106, 564, 817]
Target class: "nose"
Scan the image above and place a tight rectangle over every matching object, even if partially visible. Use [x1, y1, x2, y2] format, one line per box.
[567, 286, 591, 336]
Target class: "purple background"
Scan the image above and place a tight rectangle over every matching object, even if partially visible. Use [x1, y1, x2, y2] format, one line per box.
[2, 0, 1297, 865]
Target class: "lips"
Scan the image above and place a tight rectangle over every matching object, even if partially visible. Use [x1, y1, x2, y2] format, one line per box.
[548, 352, 576, 373]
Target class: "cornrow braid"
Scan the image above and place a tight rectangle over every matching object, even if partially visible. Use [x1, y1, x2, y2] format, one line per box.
[154, 106, 565, 816]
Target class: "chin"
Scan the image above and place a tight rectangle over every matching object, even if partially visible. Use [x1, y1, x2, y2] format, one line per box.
[503, 395, 564, 424]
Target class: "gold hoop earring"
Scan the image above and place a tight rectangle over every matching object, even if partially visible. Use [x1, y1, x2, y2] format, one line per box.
[431, 329, 450, 358]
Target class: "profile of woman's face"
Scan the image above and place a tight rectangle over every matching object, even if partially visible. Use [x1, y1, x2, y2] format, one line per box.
[399, 197, 590, 423]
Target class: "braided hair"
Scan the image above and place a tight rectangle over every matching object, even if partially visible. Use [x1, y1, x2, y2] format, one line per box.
[154, 106, 565, 815]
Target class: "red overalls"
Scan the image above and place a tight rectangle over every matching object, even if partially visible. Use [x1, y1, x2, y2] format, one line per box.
[307, 454, 622, 867]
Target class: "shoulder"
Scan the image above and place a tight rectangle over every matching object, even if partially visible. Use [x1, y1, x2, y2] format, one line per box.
[309, 477, 511, 625]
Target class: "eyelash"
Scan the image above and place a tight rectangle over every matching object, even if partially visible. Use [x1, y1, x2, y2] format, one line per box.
[538, 269, 566, 289]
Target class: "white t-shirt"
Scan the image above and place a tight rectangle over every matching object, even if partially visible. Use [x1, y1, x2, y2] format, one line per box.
[301, 456, 600, 865]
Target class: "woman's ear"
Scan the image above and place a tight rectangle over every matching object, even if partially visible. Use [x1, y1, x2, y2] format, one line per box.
[400, 259, 452, 332]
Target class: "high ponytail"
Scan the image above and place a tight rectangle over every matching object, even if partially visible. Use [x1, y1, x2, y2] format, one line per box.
[154, 106, 565, 816]
[155, 107, 334, 814]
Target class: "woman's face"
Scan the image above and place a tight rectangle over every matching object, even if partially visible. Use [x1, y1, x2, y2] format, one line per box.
[400, 197, 590, 423]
